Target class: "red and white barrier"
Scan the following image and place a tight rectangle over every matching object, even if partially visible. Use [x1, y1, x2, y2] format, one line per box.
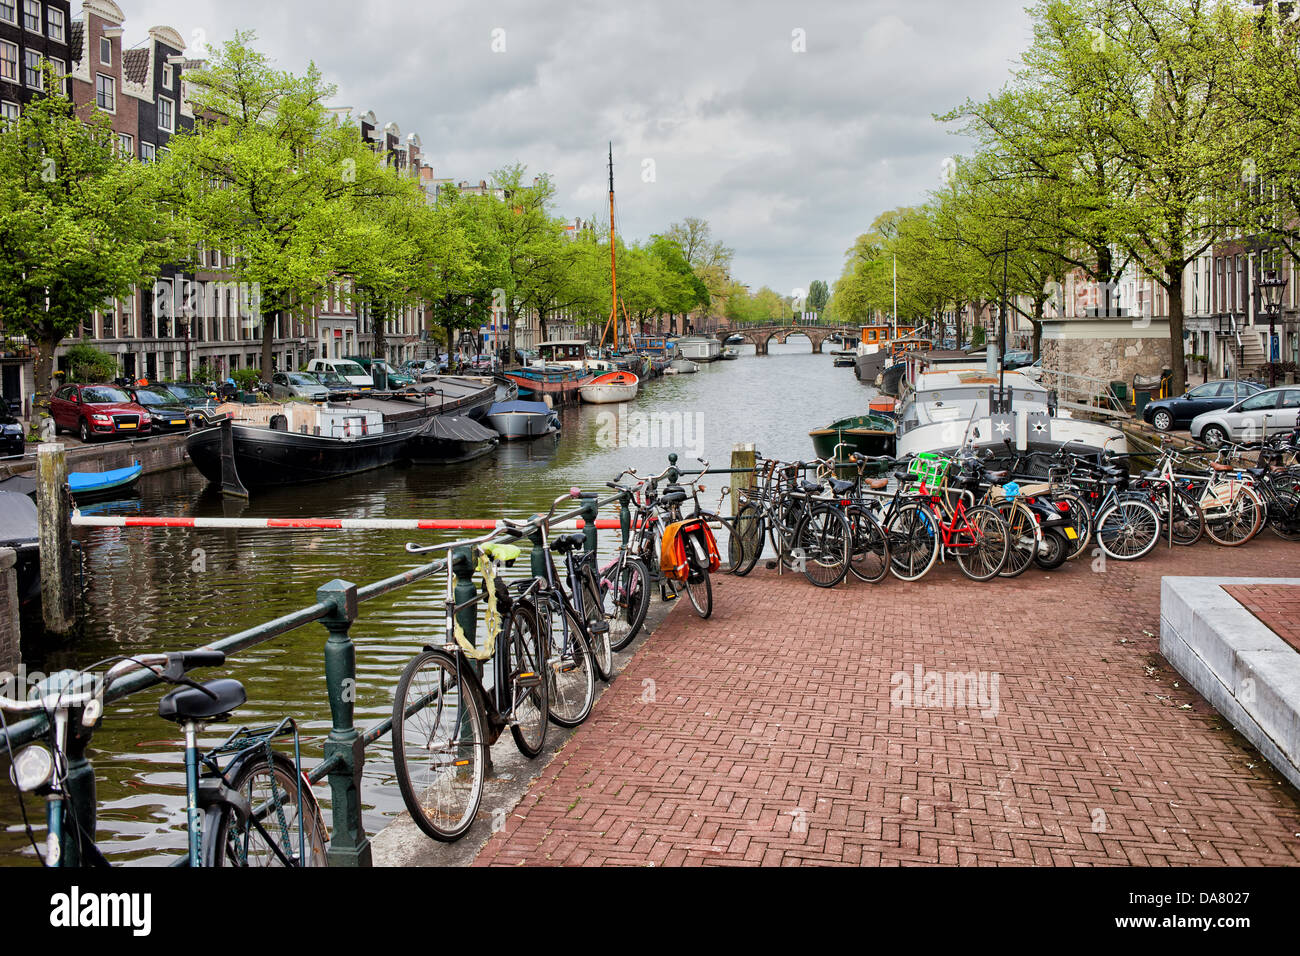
[70, 514, 626, 532]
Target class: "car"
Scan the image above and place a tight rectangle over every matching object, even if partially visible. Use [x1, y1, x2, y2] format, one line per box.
[1142, 379, 1264, 432]
[127, 386, 192, 433]
[304, 358, 373, 393]
[309, 369, 361, 400]
[160, 382, 228, 427]
[343, 356, 415, 389]
[1003, 349, 1034, 370]
[270, 372, 329, 402]
[401, 359, 442, 382]
[1189, 385, 1300, 447]
[50, 384, 151, 443]
[0, 397, 24, 458]
[1021, 357, 1043, 382]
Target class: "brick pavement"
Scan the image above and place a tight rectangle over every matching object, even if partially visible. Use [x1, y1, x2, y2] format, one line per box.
[474, 541, 1300, 866]
[1224, 584, 1300, 654]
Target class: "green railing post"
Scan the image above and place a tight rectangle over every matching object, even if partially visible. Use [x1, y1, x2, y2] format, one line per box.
[317, 579, 371, 867]
[61, 719, 96, 867]
[666, 452, 680, 485]
[451, 547, 479, 678]
[528, 525, 547, 580]
[618, 490, 631, 547]
[580, 496, 599, 554]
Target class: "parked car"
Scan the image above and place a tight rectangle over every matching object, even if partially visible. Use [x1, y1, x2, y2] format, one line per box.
[127, 386, 192, 433]
[1142, 379, 1264, 432]
[50, 384, 151, 443]
[0, 397, 24, 457]
[310, 369, 361, 400]
[160, 382, 227, 427]
[1189, 385, 1300, 447]
[1021, 358, 1043, 382]
[304, 358, 373, 393]
[1003, 349, 1034, 370]
[342, 356, 415, 389]
[270, 372, 329, 402]
[401, 359, 443, 382]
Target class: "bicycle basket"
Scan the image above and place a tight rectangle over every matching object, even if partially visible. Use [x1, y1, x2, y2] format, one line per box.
[904, 453, 950, 491]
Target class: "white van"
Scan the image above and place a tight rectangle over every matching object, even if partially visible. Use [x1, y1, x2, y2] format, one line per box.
[305, 358, 372, 393]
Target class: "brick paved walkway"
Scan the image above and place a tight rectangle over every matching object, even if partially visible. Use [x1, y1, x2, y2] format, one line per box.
[474, 541, 1300, 866]
[1225, 584, 1300, 654]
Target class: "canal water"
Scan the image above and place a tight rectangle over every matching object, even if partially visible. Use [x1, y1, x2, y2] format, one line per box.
[2, 341, 875, 864]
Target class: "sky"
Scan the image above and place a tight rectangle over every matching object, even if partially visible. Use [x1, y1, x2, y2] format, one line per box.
[116, 0, 1037, 298]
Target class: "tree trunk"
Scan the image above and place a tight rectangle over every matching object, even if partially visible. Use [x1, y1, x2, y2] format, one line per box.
[1031, 297, 1045, 360]
[32, 326, 58, 437]
[1166, 266, 1186, 395]
[260, 307, 275, 379]
[373, 300, 388, 363]
[537, 307, 549, 346]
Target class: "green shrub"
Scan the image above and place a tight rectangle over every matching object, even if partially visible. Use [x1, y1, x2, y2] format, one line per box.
[232, 368, 262, 390]
[64, 343, 118, 383]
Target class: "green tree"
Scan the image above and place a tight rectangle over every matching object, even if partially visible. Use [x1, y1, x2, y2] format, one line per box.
[0, 63, 187, 428]
[63, 343, 118, 383]
[806, 279, 829, 319]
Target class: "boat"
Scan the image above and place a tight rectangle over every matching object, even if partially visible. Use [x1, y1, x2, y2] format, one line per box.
[809, 415, 897, 462]
[536, 340, 608, 372]
[580, 370, 639, 404]
[721, 347, 740, 361]
[833, 353, 855, 368]
[724, 333, 745, 345]
[675, 334, 722, 363]
[186, 379, 496, 490]
[68, 462, 143, 502]
[894, 362, 1128, 459]
[409, 415, 500, 464]
[0, 489, 39, 606]
[667, 359, 699, 374]
[501, 364, 592, 401]
[855, 323, 921, 383]
[487, 400, 561, 440]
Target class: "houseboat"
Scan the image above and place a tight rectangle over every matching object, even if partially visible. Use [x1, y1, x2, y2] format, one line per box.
[675, 335, 722, 363]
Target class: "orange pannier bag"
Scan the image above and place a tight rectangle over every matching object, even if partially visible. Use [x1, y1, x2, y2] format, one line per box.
[659, 518, 721, 582]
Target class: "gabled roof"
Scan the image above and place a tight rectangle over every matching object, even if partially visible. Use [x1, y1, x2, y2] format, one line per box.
[122, 48, 149, 85]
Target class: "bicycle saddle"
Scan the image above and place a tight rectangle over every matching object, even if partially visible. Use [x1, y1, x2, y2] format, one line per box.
[892, 469, 912, 483]
[829, 478, 855, 495]
[799, 479, 823, 494]
[551, 531, 587, 553]
[1209, 461, 1240, 472]
[157, 678, 246, 723]
[982, 469, 1010, 483]
[865, 477, 889, 491]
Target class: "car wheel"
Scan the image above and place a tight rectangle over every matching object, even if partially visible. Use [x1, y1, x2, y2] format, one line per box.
[78, 419, 91, 443]
[1201, 424, 1228, 448]
[1152, 410, 1173, 431]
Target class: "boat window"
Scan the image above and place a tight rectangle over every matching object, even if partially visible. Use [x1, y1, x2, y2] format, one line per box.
[333, 361, 367, 377]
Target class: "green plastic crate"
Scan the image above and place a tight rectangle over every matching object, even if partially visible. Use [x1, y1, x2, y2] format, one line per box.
[905, 452, 950, 489]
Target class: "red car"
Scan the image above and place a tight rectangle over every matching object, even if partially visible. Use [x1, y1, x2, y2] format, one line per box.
[50, 384, 152, 443]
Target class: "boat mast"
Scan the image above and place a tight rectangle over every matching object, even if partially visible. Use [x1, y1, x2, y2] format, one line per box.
[602, 143, 620, 352]
[892, 255, 897, 340]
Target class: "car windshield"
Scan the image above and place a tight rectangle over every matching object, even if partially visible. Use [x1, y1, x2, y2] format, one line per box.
[81, 387, 129, 404]
[166, 384, 207, 402]
[333, 362, 367, 377]
[287, 374, 318, 386]
[315, 371, 346, 385]
[134, 389, 173, 406]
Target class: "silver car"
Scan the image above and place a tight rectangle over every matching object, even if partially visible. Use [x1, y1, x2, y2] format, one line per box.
[270, 372, 329, 402]
[1189, 386, 1300, 447]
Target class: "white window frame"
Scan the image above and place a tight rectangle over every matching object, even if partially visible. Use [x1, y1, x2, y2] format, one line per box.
[47, 55, 64, 94]
[99, 36, 111, 66]
[116, 132, 132, 158]
[140, 142, 156, 162]
[0, 1, 16, 26]
[46, 6, 62, 43]
[21, 0, 39, 35]
[157, 95, 173, 132]
[0, 101, 19, 126]
[161, 63, 171, 89]
[95, 73, 115, 113]
[0, 40, 16, 83]
[23, 49, 41, 89]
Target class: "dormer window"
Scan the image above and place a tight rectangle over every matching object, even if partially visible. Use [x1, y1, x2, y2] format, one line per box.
[161, 64, 172, 89]
[100, 37, 111, 65]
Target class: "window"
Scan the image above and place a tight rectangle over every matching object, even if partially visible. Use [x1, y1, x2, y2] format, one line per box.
[47, 6, 62, 42]
[139, 142, 155, 162]
[1187, 383, 1218, 399]
[1239, 392, 1279, 412]
[23, 49, 40, 88]
[0, 40, 16, 82]
[161, 64, 171, 89]
[116, 132, 132, 157]
[100, 36, 111, 65]
[0, 101, 17, 126]
[157, 96, 173, 132]
[0, 1, 15, 25]
[21, 0, 39, 34]
[95, 74, 115, 111]
[47, 55, 64, 93]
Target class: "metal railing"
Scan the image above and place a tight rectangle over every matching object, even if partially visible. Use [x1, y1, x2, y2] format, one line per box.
[1036, 366, 1132, 419]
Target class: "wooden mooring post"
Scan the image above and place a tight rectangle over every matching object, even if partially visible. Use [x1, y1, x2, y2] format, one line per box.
[0, 548, 19, 672]
[729, 442, 756, 516]
[36, 443, 77, 636]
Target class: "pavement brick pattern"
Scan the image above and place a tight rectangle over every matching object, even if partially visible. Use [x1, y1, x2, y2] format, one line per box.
[1225, 584, 1300, 655]
[474, 541, 1300, 866]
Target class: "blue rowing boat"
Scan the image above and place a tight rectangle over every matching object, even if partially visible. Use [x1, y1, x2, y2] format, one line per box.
[68, 461, 143, 501]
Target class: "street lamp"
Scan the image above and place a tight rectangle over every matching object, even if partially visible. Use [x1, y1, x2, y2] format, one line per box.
[1258, 267, 1288, 387]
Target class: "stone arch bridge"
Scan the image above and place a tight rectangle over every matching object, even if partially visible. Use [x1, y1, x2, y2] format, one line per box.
[724, 324, 858, 355]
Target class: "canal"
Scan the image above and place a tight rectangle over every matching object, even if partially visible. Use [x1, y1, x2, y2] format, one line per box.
[2, 340, 875, 864]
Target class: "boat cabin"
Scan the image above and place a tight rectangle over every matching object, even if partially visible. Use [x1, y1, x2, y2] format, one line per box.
[536, 340, 590, 366]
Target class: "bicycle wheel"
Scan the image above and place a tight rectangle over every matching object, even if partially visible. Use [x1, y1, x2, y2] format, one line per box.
[886, 502, 940, 582]
[1166, 487, 1205, 546]
[580, 571, 614, 683]
[682, 533, 713, 618]
[1032, 528, 1070, 571]
[505, 600, 548, 759]
[1265, 488, 1300, 541]
[604, 555, 650, 652]
[540, 601, 596, 727]
[847, 505, 890, 583]
[953, 504, 1009, 582]
[1203, 484, 1262, 547]
[207, 750, 329, 866]
[775, 498, 806, 570]
[1052, 490, 1093, 558]
[993, 499, 1038, 578]
[730, 503, 765, 576]
[1096, 499, 1160, 560]
[792, 504, 852, 588]
[391, 648, 486, 843]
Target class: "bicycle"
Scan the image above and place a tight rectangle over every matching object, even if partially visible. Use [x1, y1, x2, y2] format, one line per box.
[392, 537, 550, 843]
[1, 650, 328, 867]
[654, 457, 721, 616]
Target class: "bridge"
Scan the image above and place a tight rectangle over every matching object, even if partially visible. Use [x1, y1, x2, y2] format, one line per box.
[724, 323, 858, 355]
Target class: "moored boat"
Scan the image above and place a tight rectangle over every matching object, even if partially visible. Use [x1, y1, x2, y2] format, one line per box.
[676, 334, 722, 363]
[487, 400, 560, 440]
[580, 370, 639, 404]
[809, 415, 897, 462]
[667, 358, 699, 374]
[68, 461, 143, 501]
[721, 347, 740, 361]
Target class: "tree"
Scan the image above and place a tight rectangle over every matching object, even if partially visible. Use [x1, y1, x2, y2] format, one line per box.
[806, 279, 829, 318]
[666, 216, 734, 308]
[0, 63, 187, 429]
[164, 33, 401, 376]
[63, 343, 118, 383]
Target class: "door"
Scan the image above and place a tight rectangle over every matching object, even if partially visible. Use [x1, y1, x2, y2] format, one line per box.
[1270, 389, 1300, 435]
[1231, 390, 1279, 442]
[50, 386, 77, 428]
[1182, 382, 1222, 421]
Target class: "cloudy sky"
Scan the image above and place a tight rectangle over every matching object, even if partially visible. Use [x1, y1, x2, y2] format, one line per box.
[117, 0, 1036, 296]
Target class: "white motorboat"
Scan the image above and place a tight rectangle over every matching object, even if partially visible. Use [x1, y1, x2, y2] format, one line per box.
[486, 399, 560, 440]
[667, 359, 700, 374]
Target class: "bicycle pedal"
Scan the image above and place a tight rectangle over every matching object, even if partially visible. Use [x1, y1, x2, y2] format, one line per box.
[513, 671, 542, 688]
